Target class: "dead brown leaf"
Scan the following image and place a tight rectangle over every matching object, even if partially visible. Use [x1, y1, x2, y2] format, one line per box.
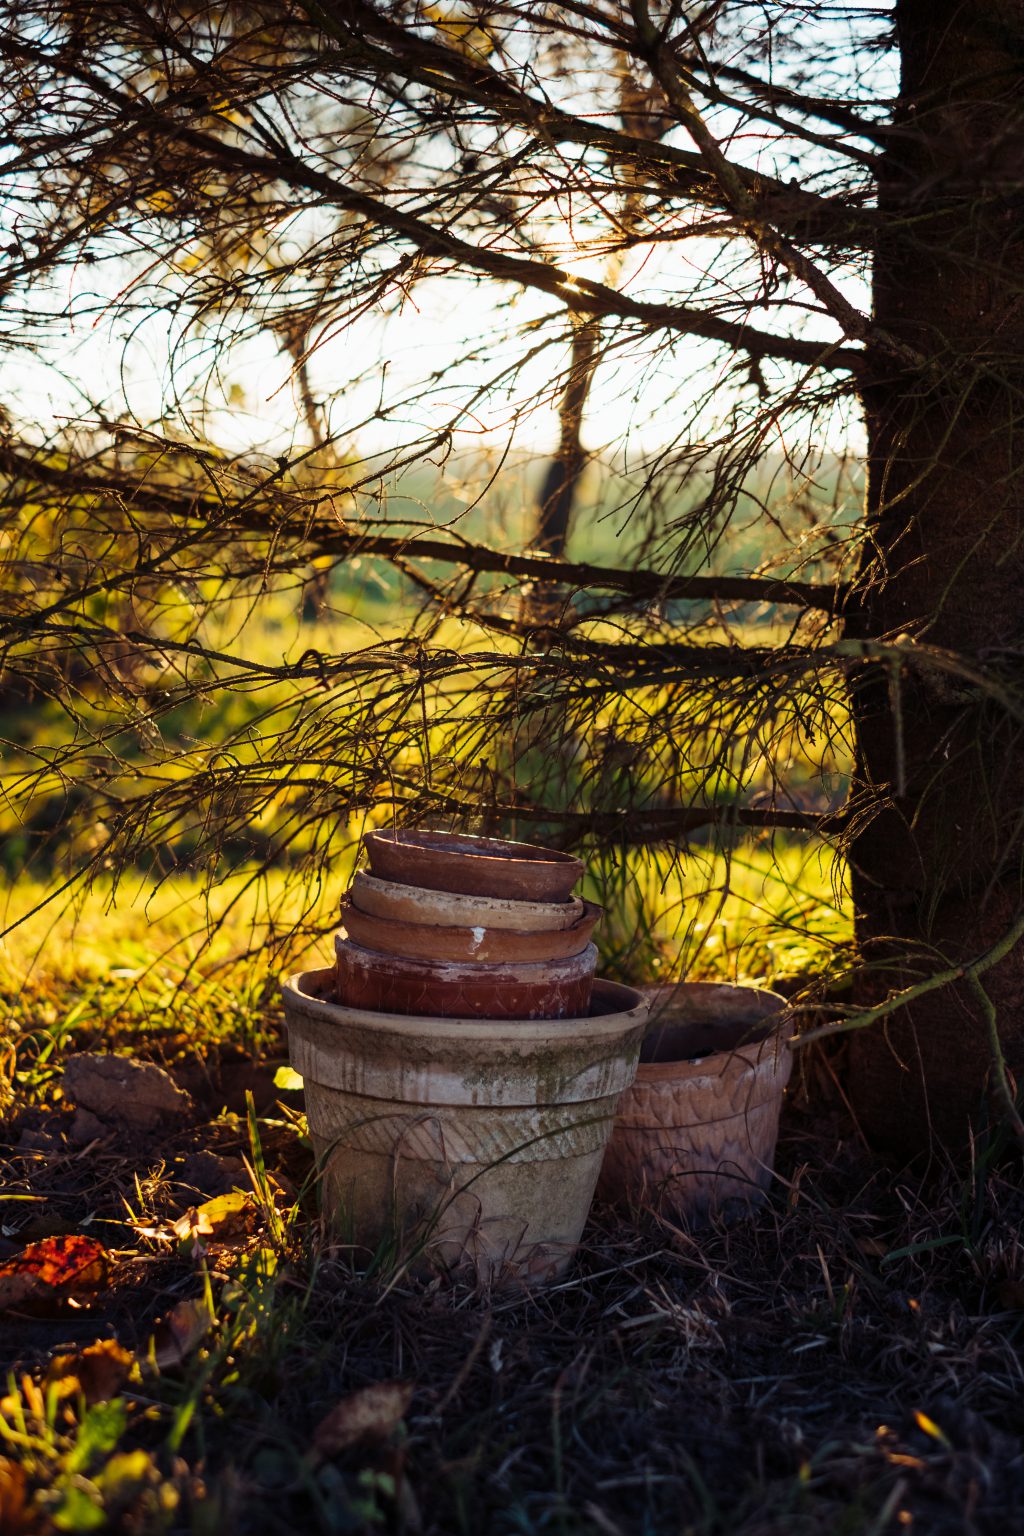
[0, 1457, 39, 1534]
[151, 1296, 213, 1370]
[81, 1338, 134, 1400]
[45, 1339, 134, 1405]
[312, 1380, 415, 1459]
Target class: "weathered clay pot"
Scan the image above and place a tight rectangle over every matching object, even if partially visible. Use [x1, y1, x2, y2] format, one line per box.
[340, 894, 602, 965]
[334, 934, 598, 1018]
[363, 830, 584, 902]
[597, 982, 792, 1225]
[351, 872, 585, 932]
[282, 968, 648, 1284]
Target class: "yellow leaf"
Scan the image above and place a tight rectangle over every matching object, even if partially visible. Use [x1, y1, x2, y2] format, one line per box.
[172, 1192, 255, 1244]
[913, 1409, 950, 1447]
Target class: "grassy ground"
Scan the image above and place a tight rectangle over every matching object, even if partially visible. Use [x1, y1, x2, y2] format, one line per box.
[4, 1041, 1024, 1535]
[3, 869, 1024, 1534]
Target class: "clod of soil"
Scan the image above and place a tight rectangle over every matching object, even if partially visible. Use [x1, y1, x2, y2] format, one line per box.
[62, 1052, 194, 1130]
[175, 1150, 249, 1199]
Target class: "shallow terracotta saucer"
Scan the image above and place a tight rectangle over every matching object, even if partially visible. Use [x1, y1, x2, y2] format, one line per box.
[350, 871, 585, 932]
[340, 894, 602, 964]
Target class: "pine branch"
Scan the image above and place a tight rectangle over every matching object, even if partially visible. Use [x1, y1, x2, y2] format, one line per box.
[0, 442, 848, 616]
[308, 0, 880, 247]
[0, 35, 866, 376]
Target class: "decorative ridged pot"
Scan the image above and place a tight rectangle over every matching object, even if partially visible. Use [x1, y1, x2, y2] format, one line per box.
[340, 894, 603, 965]
[282, 968, 647, 1285]
[597, 983, 792, 1226]
[334, 935, 598, 1019]
[363, 830, 584, 902]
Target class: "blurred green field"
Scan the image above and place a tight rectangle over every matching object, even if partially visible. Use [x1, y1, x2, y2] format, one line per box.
[0, 835, 848, 1108]
[1, 449, 854, 1079]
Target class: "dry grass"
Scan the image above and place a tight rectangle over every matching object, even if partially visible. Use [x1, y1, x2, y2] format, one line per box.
[3, 1014, 1024, 1536]
[3, 866, 1020, 1535]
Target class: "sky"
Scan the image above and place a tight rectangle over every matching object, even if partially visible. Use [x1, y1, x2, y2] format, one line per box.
[0, 4, 890, 479]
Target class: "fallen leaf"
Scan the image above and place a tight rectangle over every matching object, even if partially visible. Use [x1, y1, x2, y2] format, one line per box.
[0, 1456, 39, 1534]
[151, 1297, 213, 1370]
[273, 1065, 303, 1091]
[0, 1235, 108, 1313]
[172, 1192, 256, 1245]
[913, 1408, 951, 1447]
[46, 1340, 134, 1405]
[855, 1236, 888, 1258]
[313, 1381, 414, 1459]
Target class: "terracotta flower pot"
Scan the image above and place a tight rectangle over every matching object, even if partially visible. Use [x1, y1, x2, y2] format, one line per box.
[597, 982, 792, 1226]
[334, 934, 598, 1019]
[363, 830, 584, 902]
[350, 872, 585, 933]
[339, 894, 602, 965]
[282, 968, 648, 1284]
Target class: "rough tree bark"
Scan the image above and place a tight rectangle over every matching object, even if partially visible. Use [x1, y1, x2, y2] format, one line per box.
[849, 0, 1024, 1151]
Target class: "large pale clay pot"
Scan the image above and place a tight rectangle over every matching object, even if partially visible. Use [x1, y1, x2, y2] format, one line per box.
[282, 969, 647, 1285]
[339, 894, 602, 964]
[351, 872, 584, 931]
[363, 830, 584, 902]
[334, 935, 598, 1019]
[597, 983, 792, 1226]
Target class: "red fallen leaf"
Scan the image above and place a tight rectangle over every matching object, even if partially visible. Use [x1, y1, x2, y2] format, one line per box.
[312, 1380, 414, 1459]
[0, 1235, 108, 1313]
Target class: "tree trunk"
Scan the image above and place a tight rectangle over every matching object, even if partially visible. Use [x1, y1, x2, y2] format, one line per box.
[848, 0, 1024, 1153]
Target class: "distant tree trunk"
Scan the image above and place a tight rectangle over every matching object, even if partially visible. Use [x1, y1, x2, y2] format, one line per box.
[534, 316, 601, 559]
[505, 317, 600, 828]
[848, 0, 1024, 1151]
[515, 314, 600, 645]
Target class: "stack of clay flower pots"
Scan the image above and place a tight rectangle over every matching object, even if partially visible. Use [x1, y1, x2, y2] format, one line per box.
[282, 830, 648, 1286]
[335, 830, 603, 1018]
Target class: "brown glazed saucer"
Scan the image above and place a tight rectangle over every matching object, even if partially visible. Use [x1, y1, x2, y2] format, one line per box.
[334, 934, 598, 1019]
[362, 830, 584, 903]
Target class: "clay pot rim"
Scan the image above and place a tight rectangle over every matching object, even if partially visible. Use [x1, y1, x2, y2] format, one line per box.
[350, 871, 585, 930]
[632, 1024, 792, 1084]
[284, 967, 647, 1041]
[364, 828, 583, 872]
[642, 980, 788, 1015]
[637, 981, 791, 1079]
[334, 933, 599, 982]
[339, 893, 603, 948]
